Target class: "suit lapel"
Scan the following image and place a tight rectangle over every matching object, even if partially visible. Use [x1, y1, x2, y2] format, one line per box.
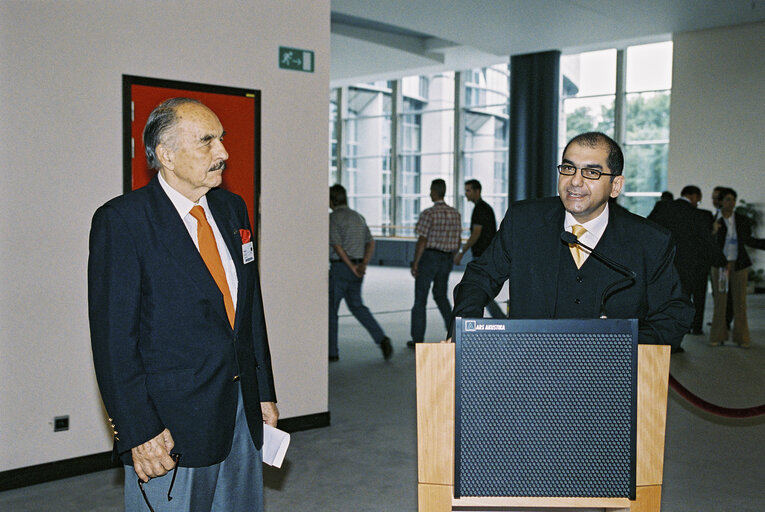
[206, 190, 246, 332]
[540, 202, 565, 317]
[147, 178, 233, 330]
[591, 206, 632, 307]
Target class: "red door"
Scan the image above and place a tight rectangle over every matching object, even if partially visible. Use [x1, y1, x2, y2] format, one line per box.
[124, 76, 260, 232]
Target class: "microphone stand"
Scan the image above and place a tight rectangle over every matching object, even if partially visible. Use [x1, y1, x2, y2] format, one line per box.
[560, 231, 637, 318]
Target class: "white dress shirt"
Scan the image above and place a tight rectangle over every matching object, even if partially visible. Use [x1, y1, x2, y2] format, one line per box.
[158, 173, 238, 309]
[563, 203, 610, 265]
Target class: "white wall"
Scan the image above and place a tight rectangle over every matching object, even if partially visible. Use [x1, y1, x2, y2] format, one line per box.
[0, 0, 329, 472]
[668, 21, 765, 271]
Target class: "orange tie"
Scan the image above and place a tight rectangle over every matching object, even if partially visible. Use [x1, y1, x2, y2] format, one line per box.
[569, 224, 588, 269]
[189, 205, 235, 328]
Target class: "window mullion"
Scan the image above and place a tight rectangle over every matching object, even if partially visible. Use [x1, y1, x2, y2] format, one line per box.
[391, 80, 402, 237]
[614, 48, 627, 145]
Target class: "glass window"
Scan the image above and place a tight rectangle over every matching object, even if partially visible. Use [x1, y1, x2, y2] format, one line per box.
[560, 43, 672, 217]
[329, 92, 338, 186]
[622, 41, 673, 217]
[462, 64, 510, 228]
[343, 85, 392, 235]
[398, 73, 455, 237]
[626, 41, 673, 92]
[560, 49, 617, 147]
[328, 66, 511, 240]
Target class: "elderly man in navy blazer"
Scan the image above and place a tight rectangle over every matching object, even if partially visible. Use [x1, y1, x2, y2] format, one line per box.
[89, 98, 277, 511]
[452, 132, 692, 349]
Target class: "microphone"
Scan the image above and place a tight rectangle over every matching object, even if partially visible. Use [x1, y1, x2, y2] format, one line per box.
[560, 231, 637, 318]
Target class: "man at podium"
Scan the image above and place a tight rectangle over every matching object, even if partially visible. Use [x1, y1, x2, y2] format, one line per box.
[451, 132, 692, 348]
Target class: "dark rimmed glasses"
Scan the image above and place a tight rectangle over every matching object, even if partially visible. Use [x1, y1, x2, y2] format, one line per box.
[137, 453, 181, 512]
[557, 164, 616, 180]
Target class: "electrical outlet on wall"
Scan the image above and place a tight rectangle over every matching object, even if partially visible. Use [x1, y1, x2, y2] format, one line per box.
[53, 415, 69, 432]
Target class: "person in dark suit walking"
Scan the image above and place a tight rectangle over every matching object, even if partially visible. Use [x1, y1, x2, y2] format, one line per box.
[89, 98, 277, 511]
[648, 185, 724, 336]
[452, 132, 692, 349]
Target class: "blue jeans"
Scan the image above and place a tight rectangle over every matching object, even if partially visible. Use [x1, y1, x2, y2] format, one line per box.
[329, 261, 386, 358]
[124, 387, 263, 512]
[411, 250, 453, 343]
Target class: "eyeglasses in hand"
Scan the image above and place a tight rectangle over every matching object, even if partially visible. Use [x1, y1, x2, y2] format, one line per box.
[137, 453, 181, 512]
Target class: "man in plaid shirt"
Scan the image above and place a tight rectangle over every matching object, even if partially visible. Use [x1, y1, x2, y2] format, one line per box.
[408, 179, 462, 348]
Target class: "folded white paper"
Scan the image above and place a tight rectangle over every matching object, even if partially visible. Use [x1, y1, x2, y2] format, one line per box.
[262, 424, 290, 468]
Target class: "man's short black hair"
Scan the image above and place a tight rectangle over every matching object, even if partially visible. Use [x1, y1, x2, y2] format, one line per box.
[681, 185, 701, 197]
[431, 179, 446, 198]
[143, 97, 203, 171]
[464, 179, 481, 191]
[330, 184, 347, 206]
[563, 131, 624, 176]
[720, 187, 737, 201]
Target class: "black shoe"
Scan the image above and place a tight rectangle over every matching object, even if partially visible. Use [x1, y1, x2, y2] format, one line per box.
[329, 355, 339, 362]
[406, 340, 417, 349]
[690, 328, 704, 335]
[671, 346, 685, 354]
[380, 337, 393, 360]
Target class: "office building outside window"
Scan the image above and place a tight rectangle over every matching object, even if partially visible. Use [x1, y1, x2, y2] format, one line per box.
[340, 82, 393, 234]
[399, 73, 455, 237]
[462, 64, 510, 228]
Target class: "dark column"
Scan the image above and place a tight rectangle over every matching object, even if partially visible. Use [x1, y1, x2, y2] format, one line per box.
[509, 50, 561, 201]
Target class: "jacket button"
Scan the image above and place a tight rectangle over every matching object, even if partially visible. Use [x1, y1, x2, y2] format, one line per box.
[574, 298, 581, 304]
[233, 375, 240, 382]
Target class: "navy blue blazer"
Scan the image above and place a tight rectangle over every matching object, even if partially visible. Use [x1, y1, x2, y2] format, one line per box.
[453, 197, 693, 348]
[88, 176, 276, 467]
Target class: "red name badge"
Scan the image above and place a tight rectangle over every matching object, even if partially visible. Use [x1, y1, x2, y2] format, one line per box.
[239, 229, 251, 244]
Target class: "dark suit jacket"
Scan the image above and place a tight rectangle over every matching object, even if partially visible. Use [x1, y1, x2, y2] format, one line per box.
[88, 176, 276, 467]
[714, 211, 765, 271]
[648, 199, 725, 281]
[453, 197, 693, 348]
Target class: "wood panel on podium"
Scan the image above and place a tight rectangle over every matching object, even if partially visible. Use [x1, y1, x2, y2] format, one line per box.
[415, 343, 671, 512]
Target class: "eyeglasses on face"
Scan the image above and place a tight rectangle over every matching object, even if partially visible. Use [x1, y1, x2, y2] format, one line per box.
[137, 453, 181, 512]
[557, 164, 616, 180]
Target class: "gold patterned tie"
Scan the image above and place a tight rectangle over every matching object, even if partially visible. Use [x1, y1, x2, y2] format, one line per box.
[189, 205, 235, 328]
[569, 224, 588, 269]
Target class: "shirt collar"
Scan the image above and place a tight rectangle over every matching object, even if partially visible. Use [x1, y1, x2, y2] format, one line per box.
[158, 172, 210, 218]
[564, 202, 610, 240]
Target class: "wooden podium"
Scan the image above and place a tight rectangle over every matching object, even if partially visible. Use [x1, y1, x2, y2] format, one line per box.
[416, 342, 671, 512]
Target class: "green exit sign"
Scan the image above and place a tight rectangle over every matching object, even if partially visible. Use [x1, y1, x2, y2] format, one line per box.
[279, 46, 314, 73]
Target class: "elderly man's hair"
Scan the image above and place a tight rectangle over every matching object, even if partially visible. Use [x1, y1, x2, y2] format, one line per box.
[465, 179, 482, 191]
[681, 185, 702, 197]
[143, 97, 203, 170]
[431, 179, 447, 198]
[330, 184, 347, 206]
[564, 132, 624, 176]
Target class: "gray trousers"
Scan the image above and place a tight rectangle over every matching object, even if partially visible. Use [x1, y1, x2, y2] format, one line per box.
[124, 387, 264, 512]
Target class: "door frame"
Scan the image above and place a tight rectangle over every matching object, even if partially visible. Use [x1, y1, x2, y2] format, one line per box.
[122, 75, 262, 250]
